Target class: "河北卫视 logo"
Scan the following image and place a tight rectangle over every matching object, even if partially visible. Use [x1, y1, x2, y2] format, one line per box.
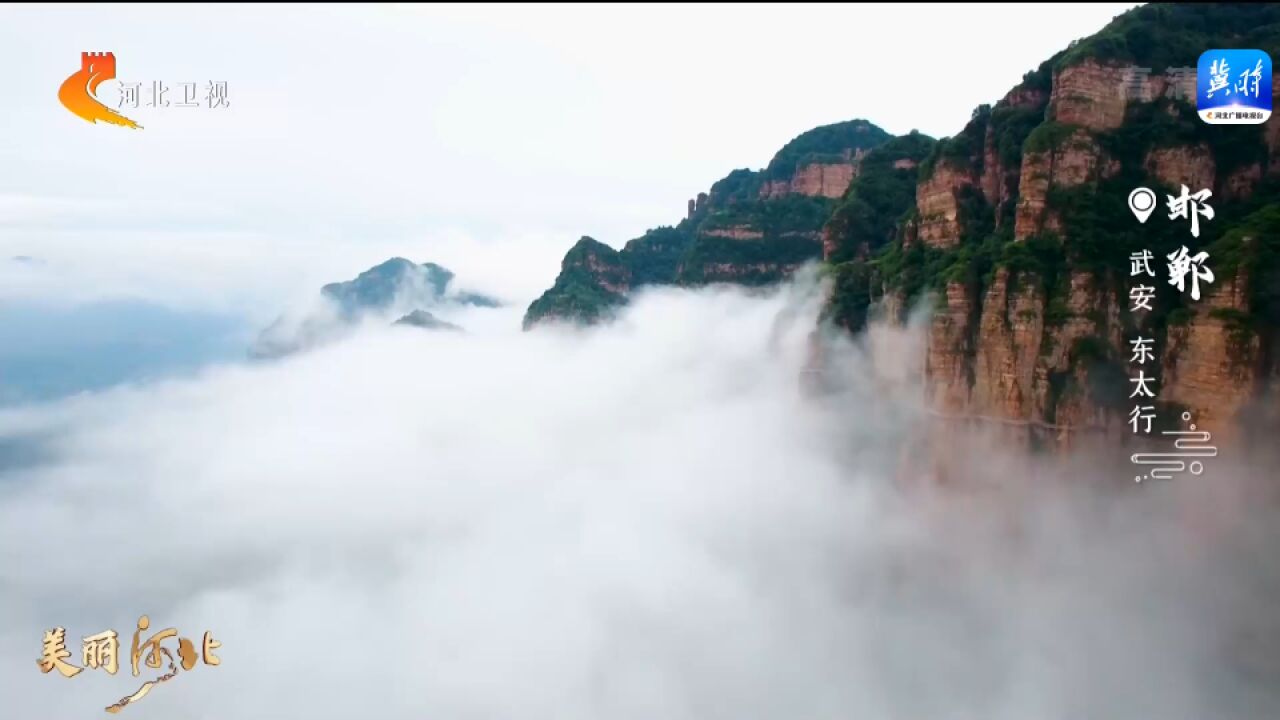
[58, 51, 142, 129]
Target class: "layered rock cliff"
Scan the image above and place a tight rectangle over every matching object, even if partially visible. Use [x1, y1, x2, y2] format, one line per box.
[760, 149, 869, 199]
[826, 3, 1280, 446]
[526, 3, 1280, 448]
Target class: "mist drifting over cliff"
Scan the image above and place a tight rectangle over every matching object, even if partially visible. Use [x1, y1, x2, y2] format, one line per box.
[1, 276, 1277, 719]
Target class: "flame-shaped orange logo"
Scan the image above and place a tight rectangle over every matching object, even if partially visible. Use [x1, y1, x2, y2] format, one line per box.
[58, 52, 141, 129]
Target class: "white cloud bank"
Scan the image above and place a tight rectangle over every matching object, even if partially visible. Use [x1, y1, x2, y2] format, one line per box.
[1, 278, 1277, 719]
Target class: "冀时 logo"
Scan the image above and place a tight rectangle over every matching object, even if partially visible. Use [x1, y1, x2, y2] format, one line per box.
[59, 52, 142, 129]
[1197, 49, 1272, 125]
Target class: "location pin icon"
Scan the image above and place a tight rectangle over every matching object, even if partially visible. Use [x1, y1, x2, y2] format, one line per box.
[1129, 187, 1156, 224]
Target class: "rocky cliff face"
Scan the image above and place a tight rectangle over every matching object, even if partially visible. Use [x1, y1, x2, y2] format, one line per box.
[1161, 268, 1264, 438]
[869, 4, 1280, 448]
[1013, 129, 1120, 241]
[917, 163, 978, 249]
[922, 281, 977, 414]
[760, 149, 869, 199]
[823, 131, 938, 264]
[702, 225, 765, 240]
[1049, 60, 1132, 131]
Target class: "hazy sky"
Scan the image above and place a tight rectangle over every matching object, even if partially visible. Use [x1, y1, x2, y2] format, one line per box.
[0, 3, 1138, 310]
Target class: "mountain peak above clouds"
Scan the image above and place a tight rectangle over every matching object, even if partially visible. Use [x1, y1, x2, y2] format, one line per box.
[252, 258, 499, 358]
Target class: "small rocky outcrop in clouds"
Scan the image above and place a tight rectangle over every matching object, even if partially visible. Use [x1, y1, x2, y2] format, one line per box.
[252, 258, 497, 358]
[321, 258, 499, 316]
[393, 309, 463, 332]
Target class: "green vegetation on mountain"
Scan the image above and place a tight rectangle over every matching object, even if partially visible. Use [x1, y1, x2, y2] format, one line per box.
[700, 195, 836, 237]
[825, 131, 937, 264]
[705, 168, 764, 206]
[1058, 3, 1280, 71]
[824, 258, 880, 331]
[991, 105, 1045, 167]
[523, 238, 628, 328]
[1208, 204, 1280, 330]
[920, 107, 989, 179]
[624, 226, 696, 287]
[679, 233, 824, 287]
[679, 191, 860, 285]
[763, 119, 892, 180]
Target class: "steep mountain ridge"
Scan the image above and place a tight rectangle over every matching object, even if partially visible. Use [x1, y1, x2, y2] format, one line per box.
[825, 3, 1280, 445]
[525, 3, 1280, 445]
[523, 119, 893, 328]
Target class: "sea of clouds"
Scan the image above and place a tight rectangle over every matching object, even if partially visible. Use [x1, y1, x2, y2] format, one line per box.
[1, 275, 1277, 719]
